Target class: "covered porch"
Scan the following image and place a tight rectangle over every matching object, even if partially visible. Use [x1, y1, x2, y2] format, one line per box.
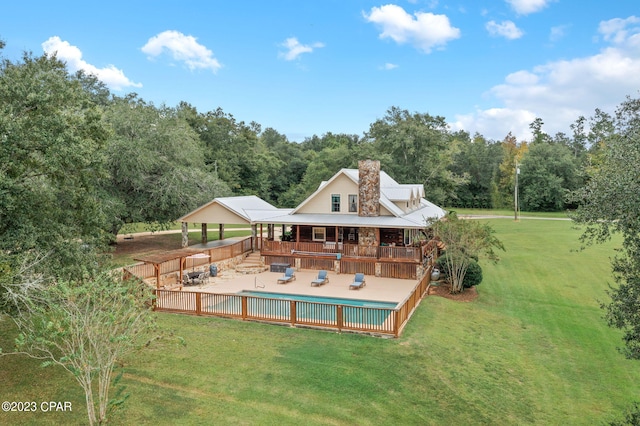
[260, 224, 425, 263]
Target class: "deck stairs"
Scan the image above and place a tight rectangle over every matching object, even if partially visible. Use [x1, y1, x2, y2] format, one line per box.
[235, 251, 269, 274]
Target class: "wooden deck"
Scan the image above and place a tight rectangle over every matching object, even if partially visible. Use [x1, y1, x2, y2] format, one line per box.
[153, 270, 431, 337]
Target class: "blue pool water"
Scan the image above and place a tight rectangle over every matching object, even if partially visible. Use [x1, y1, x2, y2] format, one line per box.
[207, 291, 396, 326]
[237, 291, 397, 309]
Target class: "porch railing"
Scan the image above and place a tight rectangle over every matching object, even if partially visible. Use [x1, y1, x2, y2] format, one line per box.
[262, 240, 420, 261]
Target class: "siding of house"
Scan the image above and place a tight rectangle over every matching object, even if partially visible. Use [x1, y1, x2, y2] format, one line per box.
[296, 173, 395, 216]
[182, 203, 251, 224]
[295, 174, 351, 214]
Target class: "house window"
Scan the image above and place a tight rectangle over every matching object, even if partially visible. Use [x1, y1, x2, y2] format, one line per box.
[404, 229, 419, 246]
[312, 227, 326, 241]
[348, 194, 357, 212]
[331, 194, 340, 212]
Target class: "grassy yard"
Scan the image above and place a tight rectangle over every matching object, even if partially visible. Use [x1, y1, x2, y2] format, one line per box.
[110, 230, 253, 266]
[445, 207, 571, 218]
[118, 222, 251, 234]
[2, 219, 639, 425]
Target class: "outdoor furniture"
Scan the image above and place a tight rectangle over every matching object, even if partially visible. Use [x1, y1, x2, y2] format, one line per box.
[311, 270, 329, 287]
[349, 273, 366, 290]
[191, 272, 206, 285]
[277, 267, 296, 284]
[182, 273, 192, 285]
[270, 263, 290, 273]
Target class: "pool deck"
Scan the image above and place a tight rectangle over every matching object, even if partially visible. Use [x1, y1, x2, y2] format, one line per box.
[179, 269, 419, 304]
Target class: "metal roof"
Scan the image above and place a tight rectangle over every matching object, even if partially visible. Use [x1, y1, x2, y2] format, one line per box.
[179, 195, 291, 223]
[255, 199, 445, 229]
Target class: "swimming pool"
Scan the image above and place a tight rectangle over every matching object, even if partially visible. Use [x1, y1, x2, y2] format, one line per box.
[237, 291, 397, 308]
[206, 291, 397, 327]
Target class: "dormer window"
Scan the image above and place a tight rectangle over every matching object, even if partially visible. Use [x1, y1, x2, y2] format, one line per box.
[331, 194, 340, 212]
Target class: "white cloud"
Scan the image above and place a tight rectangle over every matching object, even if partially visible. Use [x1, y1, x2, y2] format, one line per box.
[452, 16, 640, 141]
[364, 4, 460, 53]
[549, 25, 569, 42]
[278, 37, 325, 61]
[381, 62, 399, 70]
[598, 16, 640, 47]
[41, 36, 141, 91]
[486, 20, 524, 39]
[142, 30, 221, 72]
[505, 0, 553, 15]
[452, 108, 536, 141]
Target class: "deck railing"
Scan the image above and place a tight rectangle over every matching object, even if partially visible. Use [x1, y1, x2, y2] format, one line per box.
[153, 268, 431, 338]
[262, 240, 420, 261]
[123, 237, 252, 283]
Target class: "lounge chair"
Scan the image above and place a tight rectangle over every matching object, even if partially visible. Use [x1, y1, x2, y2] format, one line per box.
[311, 270, 329, 287]
[277, 267, 296, 284]
[349, 273, 366, 290]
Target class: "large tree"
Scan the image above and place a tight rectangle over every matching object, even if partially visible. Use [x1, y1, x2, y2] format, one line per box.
[366, 106, 467, 205]
[518, 141, 581, 211]
[571, 95, 640, 359]
[103, 96, 231, 235]
[449, 133, 502, 209]
[2, 270, 156, 425]
[0, 49, 110, 282]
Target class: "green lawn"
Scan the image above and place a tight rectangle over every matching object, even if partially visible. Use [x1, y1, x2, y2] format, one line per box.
[110, 230, 253, 266]
[446, 207, 571, 218]
[2, 219, 639, 425]
[118, 222, 251, 234]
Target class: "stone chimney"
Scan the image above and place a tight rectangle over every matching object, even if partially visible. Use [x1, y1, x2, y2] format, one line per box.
[358, 159, 380, 217]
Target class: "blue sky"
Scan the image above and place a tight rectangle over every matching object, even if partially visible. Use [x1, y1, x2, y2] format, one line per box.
[1, 1, 639, 142]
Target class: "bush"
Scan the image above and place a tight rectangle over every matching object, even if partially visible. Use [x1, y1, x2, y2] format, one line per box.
[463, 259, 483, 288]
[435, 253, 483, 288]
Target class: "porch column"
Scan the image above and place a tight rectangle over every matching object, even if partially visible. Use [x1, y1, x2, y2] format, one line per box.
[179, 257, 185, 285]
[181, 222, 189, 248]
[251, 224, 257, 251]
[259, 224, 263, 250]
[219, 223, 224, 240]
[296, 225, 300, 251]
[201, 223, 208, 244]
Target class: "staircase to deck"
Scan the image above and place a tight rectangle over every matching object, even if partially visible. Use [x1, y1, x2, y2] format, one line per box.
[235, 252, 269, 274]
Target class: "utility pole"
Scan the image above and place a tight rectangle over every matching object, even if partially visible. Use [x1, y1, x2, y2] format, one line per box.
[514, 159, 520, 221]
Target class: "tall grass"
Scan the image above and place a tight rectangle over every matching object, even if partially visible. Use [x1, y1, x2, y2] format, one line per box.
[2, 219, 638, 425]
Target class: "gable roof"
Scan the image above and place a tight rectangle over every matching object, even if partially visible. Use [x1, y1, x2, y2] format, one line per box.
[292, 168, 433, 220]
[179, 195, 292, 224]
[177, 166, 445, 229]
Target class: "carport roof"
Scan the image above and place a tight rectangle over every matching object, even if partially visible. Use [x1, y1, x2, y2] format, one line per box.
[178, 195, 292, 225]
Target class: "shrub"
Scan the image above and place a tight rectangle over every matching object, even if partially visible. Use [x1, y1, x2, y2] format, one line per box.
[435, 253, 483, 288]
[463, 259, 483, 288]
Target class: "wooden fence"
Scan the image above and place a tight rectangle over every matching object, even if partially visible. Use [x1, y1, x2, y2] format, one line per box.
[123, 238, 252, 281]
[153, 269, 431, 338]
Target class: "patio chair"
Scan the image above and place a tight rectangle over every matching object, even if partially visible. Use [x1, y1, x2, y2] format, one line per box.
[311, 270, 329, 287]
[349, 273, 366, 290]
[192, 272, 206, 285]
[182, 273, 192, 286]
[277, 267, 296, 284]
